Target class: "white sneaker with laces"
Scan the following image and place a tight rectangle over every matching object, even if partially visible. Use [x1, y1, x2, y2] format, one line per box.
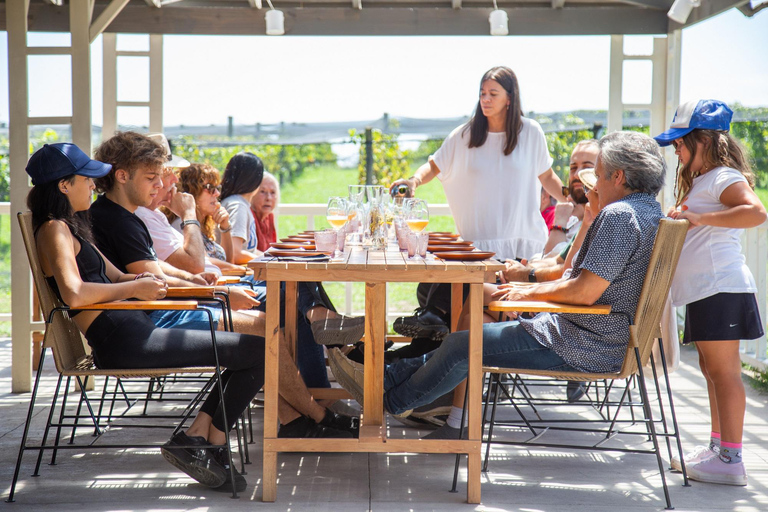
[671, 444, 718, 472]
[687, 456, 747, 486]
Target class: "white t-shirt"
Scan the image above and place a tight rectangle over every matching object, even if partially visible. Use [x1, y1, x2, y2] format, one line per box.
[433, 117, 554, 260]
[222, 195, 258, 252]
[670, 166, 756, 306]
[135, 207, 221, 276]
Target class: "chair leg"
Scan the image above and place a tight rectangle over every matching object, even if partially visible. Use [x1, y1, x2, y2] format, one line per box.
[483, 373, 504, 472]
[6, 347, 49, 502]
[634, 348, 673, 510]
[450, 380, 470, 493]
[46, 375, 72, 469]
[69, 376, 89, 443]
[655, 339, 690, 487]
[648, 350, 674, 461]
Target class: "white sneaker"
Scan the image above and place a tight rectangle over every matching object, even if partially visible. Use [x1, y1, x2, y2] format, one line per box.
[671, 444, 718, 472]
[687, 456, 747, 486]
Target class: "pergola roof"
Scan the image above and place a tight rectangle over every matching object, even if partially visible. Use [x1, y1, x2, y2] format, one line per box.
[3, 0, 763, 37]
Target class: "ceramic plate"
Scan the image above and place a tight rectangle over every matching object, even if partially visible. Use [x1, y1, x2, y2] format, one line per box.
[433, 251, 496, 261]
[428, 240, 473, 246]
[271, 242, 317, 250]
[428, 245, 475, 252]
[428, 233, 460, 240]
[266, 249, 331, 257]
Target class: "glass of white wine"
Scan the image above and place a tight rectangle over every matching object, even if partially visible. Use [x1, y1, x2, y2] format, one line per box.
[326, 196, 348, 257]
[404, 198, 429, 233]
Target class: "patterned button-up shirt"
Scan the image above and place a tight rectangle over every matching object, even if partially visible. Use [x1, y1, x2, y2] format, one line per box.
[520, 193, 663, 373]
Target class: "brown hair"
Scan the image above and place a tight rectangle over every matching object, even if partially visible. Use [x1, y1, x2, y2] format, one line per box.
[172, 163, 222, 240]
[93, 131, 166, 193]
[462, 66, 523, 156]
[674, 129, 755, 207]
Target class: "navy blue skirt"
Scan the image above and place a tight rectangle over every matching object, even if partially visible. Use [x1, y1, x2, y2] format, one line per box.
[683, 292, 764, 344]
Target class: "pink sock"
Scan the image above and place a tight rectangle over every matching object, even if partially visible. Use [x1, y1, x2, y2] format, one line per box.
[711, 431, 721, 439]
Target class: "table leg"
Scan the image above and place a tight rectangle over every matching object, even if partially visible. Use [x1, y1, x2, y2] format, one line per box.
[284, 281, 298, 361]
[363, 282, 386, 427]
[262, 279, 281, 502]
[450, 283, 462, 332]
[466, 282, 482, 504]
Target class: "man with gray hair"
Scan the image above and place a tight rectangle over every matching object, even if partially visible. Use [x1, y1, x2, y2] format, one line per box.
[329, 131, 667, 424]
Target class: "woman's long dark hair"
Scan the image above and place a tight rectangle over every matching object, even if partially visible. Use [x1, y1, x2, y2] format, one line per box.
[463, 66, 523, 156]
[27, 176, 94, 242]
[220, 152, 264, 201]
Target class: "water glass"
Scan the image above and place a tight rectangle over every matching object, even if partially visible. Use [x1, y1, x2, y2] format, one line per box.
[314, 230, 337, 253]
[407, 231, 428, 258]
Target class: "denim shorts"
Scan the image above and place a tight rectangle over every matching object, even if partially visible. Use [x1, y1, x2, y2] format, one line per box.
[147, 305, 220, 331]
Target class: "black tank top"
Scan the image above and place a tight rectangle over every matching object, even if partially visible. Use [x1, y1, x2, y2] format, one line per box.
[44, 232, 111, 317]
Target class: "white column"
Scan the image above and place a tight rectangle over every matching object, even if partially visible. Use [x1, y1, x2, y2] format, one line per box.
[662, 29, 683, 209]
[71, 0, 93, 152]
[607, 35, 624, 134]
[8, 0, 32, 393]
[149, 34, 164, 133]
[102, 33, 118, 140]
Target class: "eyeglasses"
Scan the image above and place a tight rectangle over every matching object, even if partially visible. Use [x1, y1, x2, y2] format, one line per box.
[202, 183, 222, 194]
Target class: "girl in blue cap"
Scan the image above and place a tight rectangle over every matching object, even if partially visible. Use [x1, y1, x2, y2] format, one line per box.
[25, 142, 266, 493]
[655, 100, 767, 486]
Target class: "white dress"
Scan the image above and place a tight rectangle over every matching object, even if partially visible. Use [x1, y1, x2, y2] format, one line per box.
[432, 117, 553, 261]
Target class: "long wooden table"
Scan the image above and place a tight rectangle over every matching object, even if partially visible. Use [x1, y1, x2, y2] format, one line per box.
[248, 243, 503, 503]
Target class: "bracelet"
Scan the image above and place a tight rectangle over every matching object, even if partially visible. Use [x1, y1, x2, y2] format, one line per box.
[220, 226, 232, 233]
[409, 175, 421, 187]
[180, 219, 201, 229]
[551, 224, 568, 233]
[134, 272, 148, 281]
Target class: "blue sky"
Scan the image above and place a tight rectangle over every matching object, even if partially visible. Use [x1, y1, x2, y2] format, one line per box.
[0, 8, 766, 126]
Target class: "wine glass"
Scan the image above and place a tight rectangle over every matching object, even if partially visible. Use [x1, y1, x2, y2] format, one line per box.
[326, 197, 348, 256]
[404, 198, 429, 233]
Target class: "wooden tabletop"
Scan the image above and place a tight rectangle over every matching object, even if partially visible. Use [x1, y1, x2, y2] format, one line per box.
[248, 243, 504, 283]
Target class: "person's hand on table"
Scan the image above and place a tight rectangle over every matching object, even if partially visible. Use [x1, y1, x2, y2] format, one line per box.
[500, 259, 529, 283]
[490, 283, 536, 320]
[226, 286, 260, 310]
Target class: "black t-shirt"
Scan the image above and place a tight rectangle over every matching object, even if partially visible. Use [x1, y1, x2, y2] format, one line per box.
[89, 194, 157, 273]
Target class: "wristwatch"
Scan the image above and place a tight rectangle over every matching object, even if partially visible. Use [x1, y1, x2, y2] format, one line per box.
[180, 219, 201, 229]
[528, 268, 537, 283]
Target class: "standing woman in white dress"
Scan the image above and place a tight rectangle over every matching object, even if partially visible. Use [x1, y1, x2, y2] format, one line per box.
[657, 99, 766, 486]
[392, 65, 566, 261]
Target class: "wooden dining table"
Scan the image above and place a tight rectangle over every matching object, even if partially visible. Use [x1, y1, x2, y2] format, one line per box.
[248, 241, 503, 503]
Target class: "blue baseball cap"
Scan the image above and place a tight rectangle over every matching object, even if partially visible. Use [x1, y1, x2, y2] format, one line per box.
[654, 99, 733, 147]
[26, 143, 112, 186]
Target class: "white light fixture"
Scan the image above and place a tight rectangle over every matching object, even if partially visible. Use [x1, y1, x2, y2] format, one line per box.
[489, 1, 508, 36]
[667, 0, 701, 24]
[265, 0, 284, 35]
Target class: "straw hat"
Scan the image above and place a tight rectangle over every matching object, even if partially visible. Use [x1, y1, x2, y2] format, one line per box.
[146, 133, 190, 168]
[578, 168, 597, 191]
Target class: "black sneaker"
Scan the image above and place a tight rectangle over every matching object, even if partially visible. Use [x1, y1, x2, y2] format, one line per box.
[210, 447, 247, 493]
[393, 307, 450, 341]
[161, 432, 227, 488]
[320, 409, 360, 438]
[278, 416, 354, 438]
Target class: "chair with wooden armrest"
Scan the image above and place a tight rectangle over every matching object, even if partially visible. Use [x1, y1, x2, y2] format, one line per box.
[220, 266, 254, 277]
[7, 212, 240, 502]
[452, 218, 689, 510]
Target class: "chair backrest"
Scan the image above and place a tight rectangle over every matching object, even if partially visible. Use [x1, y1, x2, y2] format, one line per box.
[615, 218, 688, 378]
[18, 212, 91, 373]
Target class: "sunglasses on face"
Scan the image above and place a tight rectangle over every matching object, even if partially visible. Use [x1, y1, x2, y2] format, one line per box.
[202, 183, 222, 194]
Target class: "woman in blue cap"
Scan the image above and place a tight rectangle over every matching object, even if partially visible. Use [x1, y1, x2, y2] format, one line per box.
[25, 142, 266, 492]
[655, 100, 766, 486]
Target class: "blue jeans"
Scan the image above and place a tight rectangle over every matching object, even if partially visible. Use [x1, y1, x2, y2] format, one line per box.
[383, 320, 577, 414]
[148, 306, 220, 331]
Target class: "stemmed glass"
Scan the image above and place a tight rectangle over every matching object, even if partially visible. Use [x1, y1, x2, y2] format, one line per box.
[404, 198, 429, 233]
[326, 196, 348, 257]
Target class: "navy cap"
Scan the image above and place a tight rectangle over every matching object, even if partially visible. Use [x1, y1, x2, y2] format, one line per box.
[654, 100, 733, 147]
[26, 143, 112, 186]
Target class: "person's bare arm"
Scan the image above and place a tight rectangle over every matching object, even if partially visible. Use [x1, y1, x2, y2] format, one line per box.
[669, 181, 767, 229]
[542, 201, 574, 253]
[494, 268, 609, 307]
[164, 188, 206, 274]
[389, 158, 441, 196]
[231, 236, 262, 265]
